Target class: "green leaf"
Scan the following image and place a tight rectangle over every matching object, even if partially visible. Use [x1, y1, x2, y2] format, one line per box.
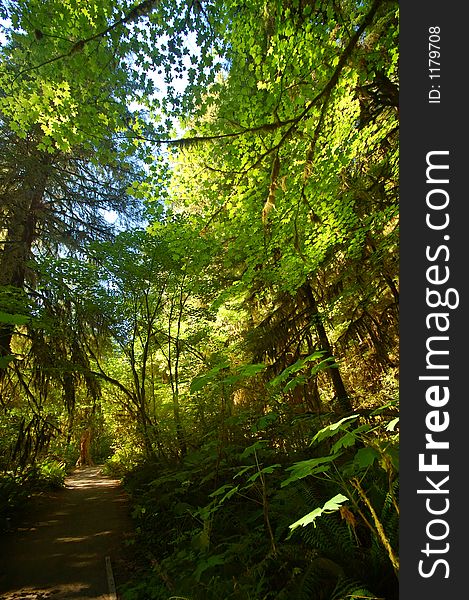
[386, 417, 399, 431]
[236, 363, 266, 377]
[0, 311, 30, 325]
[331, 431, 356, 453]
[353, 447, 380, 470]
[370, 401, 398, 416]
[311, 415, 360, 445]
[240, 440, 268, 458]
[209, 483, 233, 497]
[252, 412, 278, 432]
[281, 453, 341, 487]
[245, 464, 281, 484]
[189, 361, 230, 393]
[194, 554, 226, 581]
[283, 375, 306, 392]
[233, 465, 255, 479]
[269, 351, 327, 387]
[288, 494, 349, 533]
[209, 484, 239, 504]
[0, 355, 15, 368]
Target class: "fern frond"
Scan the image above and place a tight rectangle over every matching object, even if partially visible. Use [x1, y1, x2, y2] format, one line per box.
[331, 575, 378, 600]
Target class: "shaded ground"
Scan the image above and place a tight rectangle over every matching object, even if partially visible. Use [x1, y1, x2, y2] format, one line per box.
[0, 467, 133, 600]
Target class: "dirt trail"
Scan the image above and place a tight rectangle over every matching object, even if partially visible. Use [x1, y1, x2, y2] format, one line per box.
[0, 467, 133, 600]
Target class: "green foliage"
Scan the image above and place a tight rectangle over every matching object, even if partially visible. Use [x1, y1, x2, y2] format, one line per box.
[119, 455, 397, 599]
[117, 399, 398, 599]
[282, 454, 342, 487]
[35, 459, 67, 489]
[0, 311, 30, 325]
[1, 1, 398, 597]
[0, 472, 29, 524]
[311, 415, 361, 445]
[288, 493, 349, 534]
[270, 352, 335, 392]
[0, 459, 66, 528]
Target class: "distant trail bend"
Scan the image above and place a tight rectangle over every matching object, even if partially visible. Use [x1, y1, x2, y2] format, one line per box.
[0, 466, 133, 600]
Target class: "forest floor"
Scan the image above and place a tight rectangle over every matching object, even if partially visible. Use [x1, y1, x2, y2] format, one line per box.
[0, 466, 134, 600]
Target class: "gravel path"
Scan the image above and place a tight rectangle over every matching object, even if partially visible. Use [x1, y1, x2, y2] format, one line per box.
[0, 466, 133, 600]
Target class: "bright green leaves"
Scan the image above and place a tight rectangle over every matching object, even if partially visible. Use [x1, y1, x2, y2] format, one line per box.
[8, 80, 78, 152]
[163, 0, 399, 314]
[1, 0, 211, 153]
[0, 3, 400, 589]
[0, 0, 125, 150]
[288, 493, 348, 533]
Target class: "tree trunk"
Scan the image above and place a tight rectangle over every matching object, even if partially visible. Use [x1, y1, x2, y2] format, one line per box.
[302, 282, 352, 413]
[0, 169, 48, 365]
[76, 428, 94, 466]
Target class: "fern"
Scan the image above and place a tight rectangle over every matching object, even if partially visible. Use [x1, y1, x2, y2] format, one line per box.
[275, 556, 344, 600]
[292, 502, 357, 563]
[330, 576, 377, 600]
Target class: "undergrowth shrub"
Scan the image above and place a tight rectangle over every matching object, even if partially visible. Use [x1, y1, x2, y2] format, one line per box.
[119, 411, 399, 600]
[0, 459, 66, 528]
[35, 459, 67, 489]
[0, 472, 28, 526]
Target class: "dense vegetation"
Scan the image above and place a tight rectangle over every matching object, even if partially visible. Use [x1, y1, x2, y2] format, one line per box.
[0, 0, 398, 598]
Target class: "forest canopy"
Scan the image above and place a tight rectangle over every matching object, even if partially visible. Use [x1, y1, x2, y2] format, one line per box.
[0, 0, 399, 598]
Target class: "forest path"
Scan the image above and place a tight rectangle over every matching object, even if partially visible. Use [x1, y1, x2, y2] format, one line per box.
[0, 466, 133, 600]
